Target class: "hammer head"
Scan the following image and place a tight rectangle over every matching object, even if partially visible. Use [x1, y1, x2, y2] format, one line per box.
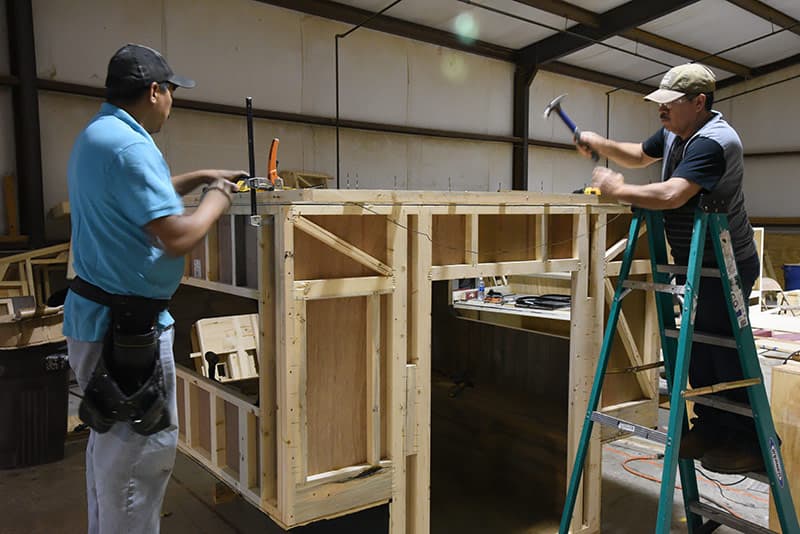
[543, 93, 568, 119]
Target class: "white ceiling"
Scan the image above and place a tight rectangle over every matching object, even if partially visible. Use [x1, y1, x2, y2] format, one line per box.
[333, 0, 800, 87]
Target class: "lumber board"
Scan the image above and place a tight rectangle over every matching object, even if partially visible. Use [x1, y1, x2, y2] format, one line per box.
[769, 363, 800, 532]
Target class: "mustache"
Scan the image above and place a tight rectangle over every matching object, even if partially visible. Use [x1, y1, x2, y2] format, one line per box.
[659, 113, 669, 120]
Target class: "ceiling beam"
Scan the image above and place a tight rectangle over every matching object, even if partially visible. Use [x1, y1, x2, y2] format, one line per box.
[509, 0, 751, 77]
[717, 53, 800, 90]
[256, 0, 515, 62]
[517, 0, 700, 65]
[725, 0, 800, 37]
[259, 0, 654, 94]
[509, 0, 599, 27]
[617, 29, 751, 77]
[539, 62, 655, 94]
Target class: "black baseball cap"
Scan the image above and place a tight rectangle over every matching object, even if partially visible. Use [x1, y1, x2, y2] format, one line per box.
[105, 44, 195, 96]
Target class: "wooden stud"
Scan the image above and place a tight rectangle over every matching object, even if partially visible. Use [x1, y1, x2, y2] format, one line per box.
[276, 207, 298, 525]
[258, 218, 278, 505]
[408, 209, 432, 534]
[239, 410, 258, 490]
[465, 213, 478, 266]
[211, 395, 226, 468]
[386, 207, 408, 534]
[366, 294, 382, 466]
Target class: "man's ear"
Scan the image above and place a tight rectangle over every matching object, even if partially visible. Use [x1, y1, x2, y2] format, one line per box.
[148, 81, 160, 103]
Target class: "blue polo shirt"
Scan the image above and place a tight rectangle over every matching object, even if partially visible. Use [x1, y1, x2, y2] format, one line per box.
[63, 103, 185, 342]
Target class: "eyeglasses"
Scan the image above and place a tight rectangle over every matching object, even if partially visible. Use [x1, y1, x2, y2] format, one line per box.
[659, 94, 698, 109]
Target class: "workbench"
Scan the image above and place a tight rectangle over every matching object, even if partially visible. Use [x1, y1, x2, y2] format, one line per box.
[173, 189, 660, 533]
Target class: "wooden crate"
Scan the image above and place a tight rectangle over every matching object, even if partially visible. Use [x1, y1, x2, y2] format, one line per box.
[175, 190, 658, 533]
[190, 314, 260, 382]
[769, 362, 800, 532]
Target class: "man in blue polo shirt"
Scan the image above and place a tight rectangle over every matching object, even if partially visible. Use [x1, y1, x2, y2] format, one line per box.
[575, 64, 762, 475]
[65, 44, 244, 533]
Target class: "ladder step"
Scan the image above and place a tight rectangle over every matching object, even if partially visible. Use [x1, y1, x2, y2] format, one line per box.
[656, 264, 721, 278]
[664, 328, 738, 348]
[687, 501, 776, 534]
[688, 394, 753, 418]
[590, 412, 667, 444]
[622, 279, 685, 295]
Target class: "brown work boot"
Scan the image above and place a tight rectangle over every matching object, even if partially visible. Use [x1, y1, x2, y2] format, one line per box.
[679, 423, 716, 460]
[701, 432, 765, 474]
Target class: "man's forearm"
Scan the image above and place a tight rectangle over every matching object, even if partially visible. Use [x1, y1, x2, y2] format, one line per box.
[171, 170, 211, 196]
[613, 182, 683, 210]
[598, 140, 653, 169]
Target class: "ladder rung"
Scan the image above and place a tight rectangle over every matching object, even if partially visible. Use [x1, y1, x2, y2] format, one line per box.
[682, 378, 762, 399]
[656, 264, 721, 278]
[664, 329, 738, 348]
[687, 501, 776, 534]
[590, 412, 667, 444]
[688, 394, 753, 418]
[622, 279, 685, 295]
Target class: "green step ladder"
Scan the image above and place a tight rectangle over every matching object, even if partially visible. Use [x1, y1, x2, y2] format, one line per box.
[559, 198, 799, 534]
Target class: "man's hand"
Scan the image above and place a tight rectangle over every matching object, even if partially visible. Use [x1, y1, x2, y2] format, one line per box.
[204, 169, 248, 185]
[172, 169, 248, 196]
[591, 166, 624, 198]
[575, 131, 605, 159]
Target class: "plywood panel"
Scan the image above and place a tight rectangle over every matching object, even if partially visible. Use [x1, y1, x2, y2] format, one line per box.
[549, 215, 574, 259]
[432, 215, 466, 266]
[478, 215, 536, 263]
[306, 297, 367, 474]
[225, 401, 240, 478]
[769, 363, 800, 532]
[294, 215, 388, 280]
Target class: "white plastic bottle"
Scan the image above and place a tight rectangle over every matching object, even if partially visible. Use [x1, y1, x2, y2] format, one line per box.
[477, 277, 485, 301]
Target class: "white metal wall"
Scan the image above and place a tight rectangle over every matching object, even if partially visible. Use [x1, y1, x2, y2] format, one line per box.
[717, 66, 800, 218]
[0, 0, 797, 241]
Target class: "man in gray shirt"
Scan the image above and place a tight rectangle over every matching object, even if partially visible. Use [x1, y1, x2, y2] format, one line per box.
[577, 63, 761, 474]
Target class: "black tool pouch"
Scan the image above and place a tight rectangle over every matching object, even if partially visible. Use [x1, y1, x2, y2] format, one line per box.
[70, 277, 172, 435]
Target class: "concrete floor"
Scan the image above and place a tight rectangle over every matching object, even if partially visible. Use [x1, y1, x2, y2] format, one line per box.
[0, 428, 772, 534]
[0, 367, 780, 534]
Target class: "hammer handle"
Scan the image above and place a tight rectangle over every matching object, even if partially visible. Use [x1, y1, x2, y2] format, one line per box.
[573, 128, 599, 162]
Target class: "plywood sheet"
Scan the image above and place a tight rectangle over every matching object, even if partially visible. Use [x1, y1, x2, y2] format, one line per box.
[306, 297, 368, 474]
[769, 363, 800, 532]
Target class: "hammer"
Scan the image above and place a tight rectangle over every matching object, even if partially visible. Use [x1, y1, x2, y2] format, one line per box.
[543, 94, 599, 163]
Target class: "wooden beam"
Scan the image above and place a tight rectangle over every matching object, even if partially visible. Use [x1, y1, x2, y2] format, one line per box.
[509, 1, 750, 77]
[621, 28, 751, 77]
[293, 215, 393, 277]
[366, 294, 382, 466]
[726, 0, 800, 37]
[257, 0, 515, 62]
[518, 0, 700, 65]
[511, 0, 599, 26]
[294, 276, 394, 300]
[539, 62, 655, 94]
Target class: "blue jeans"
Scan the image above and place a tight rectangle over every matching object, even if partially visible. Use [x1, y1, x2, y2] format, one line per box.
[681, 253, 760, 433]
[68, 327, 178, 534]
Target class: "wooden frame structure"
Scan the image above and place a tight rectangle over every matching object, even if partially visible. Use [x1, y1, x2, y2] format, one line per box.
[176, 190, 658, 533]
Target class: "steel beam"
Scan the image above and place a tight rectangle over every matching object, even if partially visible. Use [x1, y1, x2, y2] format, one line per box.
[7, 0, 45, 247]
[517, 0, 700, 65]
[726, 0, 800, 37]
[512, 64, 537, 191]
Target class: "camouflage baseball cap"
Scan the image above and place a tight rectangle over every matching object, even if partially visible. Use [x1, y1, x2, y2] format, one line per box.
[644, 63, 716, 104]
